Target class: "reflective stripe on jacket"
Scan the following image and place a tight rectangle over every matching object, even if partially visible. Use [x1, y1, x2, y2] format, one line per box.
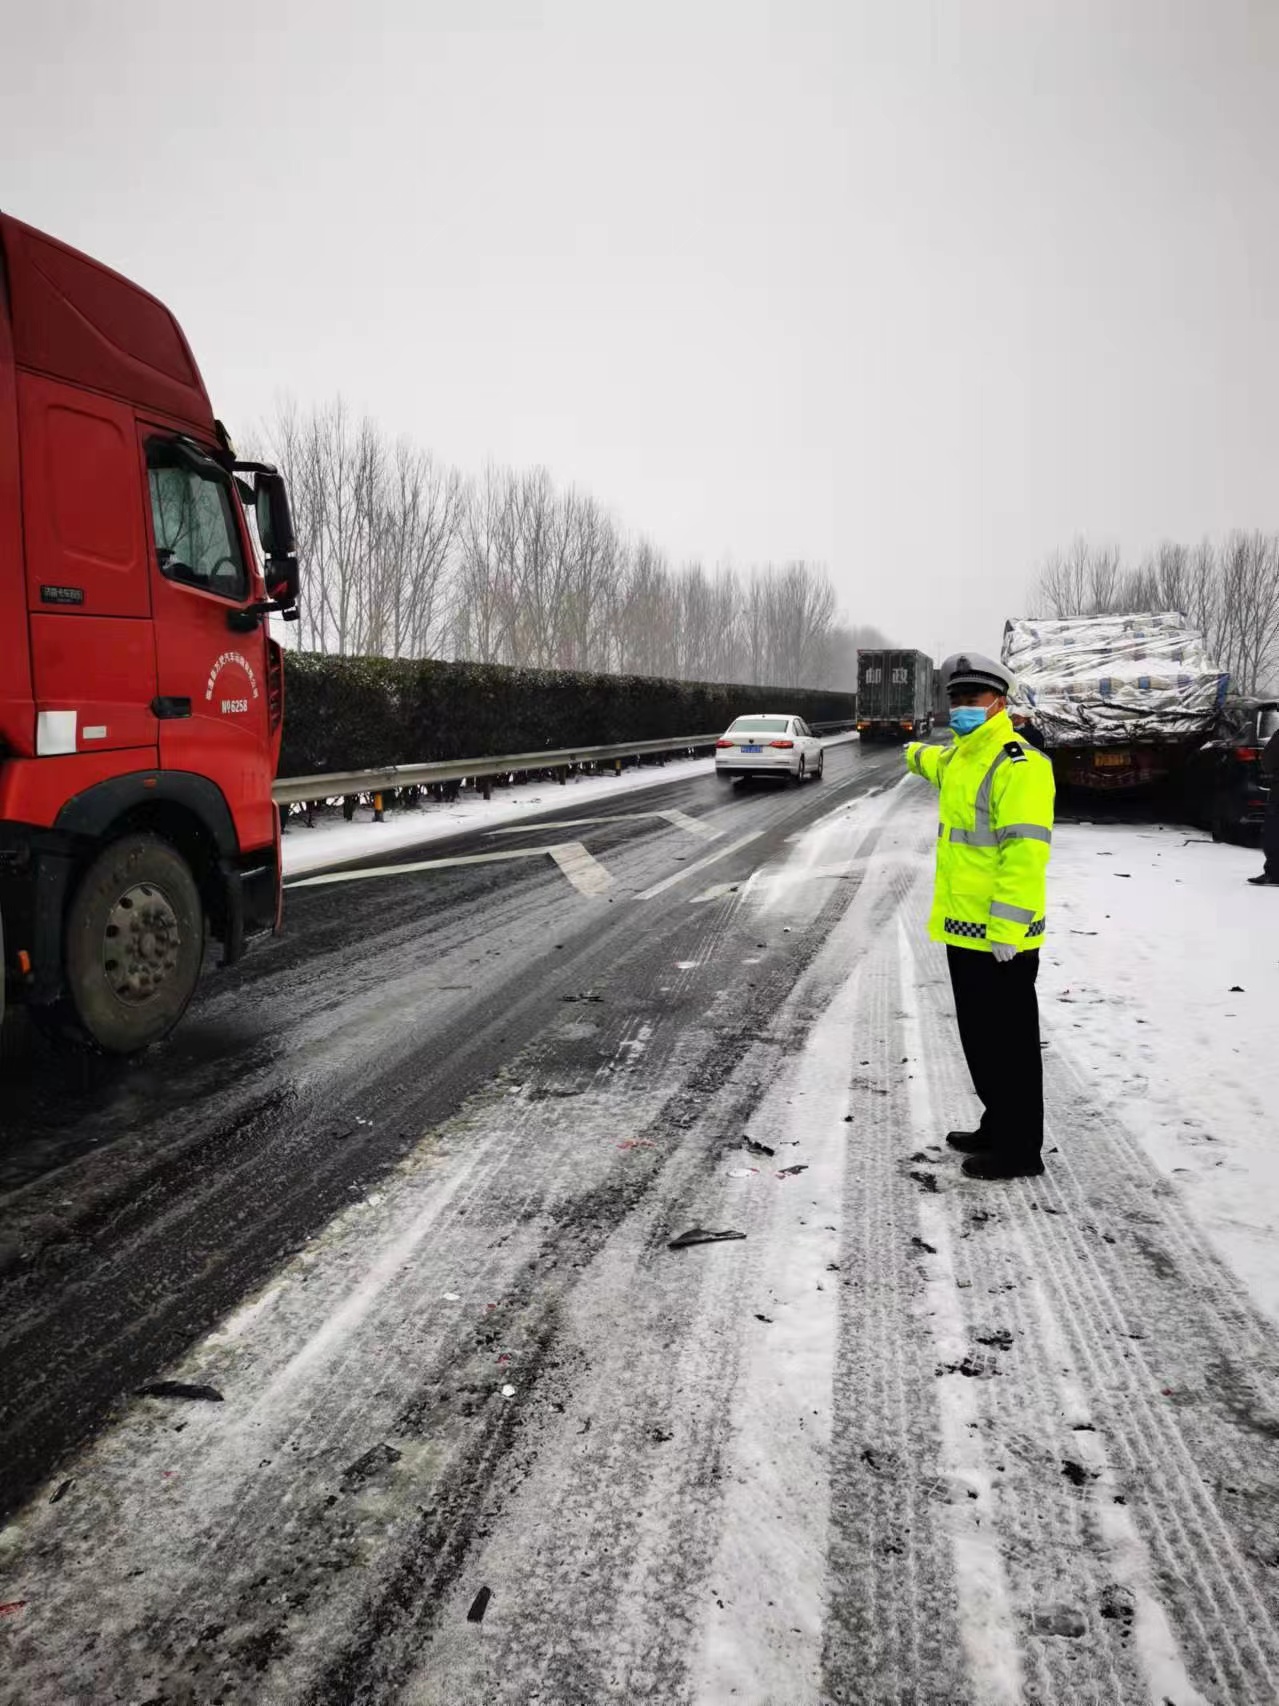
[904, 709, 1055, 952]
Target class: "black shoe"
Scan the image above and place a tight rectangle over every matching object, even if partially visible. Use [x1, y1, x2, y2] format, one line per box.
[946, 1130, 994, 1154]
[1247, 875, 1279, 886]
[961, 1153, 1044, 1180]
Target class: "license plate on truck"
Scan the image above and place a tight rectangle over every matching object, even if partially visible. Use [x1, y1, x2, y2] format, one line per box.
[1094, 751, 1130, 768]
[741, 744, 762, 753]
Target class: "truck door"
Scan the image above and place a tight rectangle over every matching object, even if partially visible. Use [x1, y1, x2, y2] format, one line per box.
[140, 430, 275, 854]
[19, 373, 159, 759]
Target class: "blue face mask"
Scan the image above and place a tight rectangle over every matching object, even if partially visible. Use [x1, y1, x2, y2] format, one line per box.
[949, 707, 990, 737]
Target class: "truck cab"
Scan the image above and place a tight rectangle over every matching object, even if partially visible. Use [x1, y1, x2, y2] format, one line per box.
[1, 213, 298, 1052]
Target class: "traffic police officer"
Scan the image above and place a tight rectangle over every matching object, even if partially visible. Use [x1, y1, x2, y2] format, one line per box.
[904, 652, 1056, 1179]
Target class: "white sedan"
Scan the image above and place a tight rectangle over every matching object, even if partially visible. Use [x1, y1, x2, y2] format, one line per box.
[714, 714, 825, 783]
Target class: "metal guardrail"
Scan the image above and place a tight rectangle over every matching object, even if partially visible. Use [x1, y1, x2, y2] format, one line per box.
[272, 721, 856, 805]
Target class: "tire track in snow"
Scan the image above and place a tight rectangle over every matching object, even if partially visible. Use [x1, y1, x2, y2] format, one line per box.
[900, 908, 1158, 1705]
[819, 857, 971, 1706]
[896, 916, 1026, 1705]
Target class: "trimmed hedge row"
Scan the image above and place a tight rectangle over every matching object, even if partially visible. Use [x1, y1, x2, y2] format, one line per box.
[280, 653, 856, 778]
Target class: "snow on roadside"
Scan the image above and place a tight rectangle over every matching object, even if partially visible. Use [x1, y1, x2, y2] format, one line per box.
[1043, 819, 1279, 1323]
[281, 755, 717, 875]
[281, 734, 861, 877]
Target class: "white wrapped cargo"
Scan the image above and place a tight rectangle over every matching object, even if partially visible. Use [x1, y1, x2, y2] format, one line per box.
[1000, 612, 1229, 747]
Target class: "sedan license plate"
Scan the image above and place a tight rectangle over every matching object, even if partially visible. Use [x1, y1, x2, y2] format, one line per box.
[741, 744, 763, 753]
[1093, 751, 1130, 768]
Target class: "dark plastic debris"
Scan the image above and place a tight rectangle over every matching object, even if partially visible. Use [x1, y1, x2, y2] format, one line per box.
[136, 1381, 224, 1403]
[49, 1479, 73, 1505]
[743, 1138, 775, 1157]
[341, 1442, 403, 1489]
[667, 1228, 747, 1250]
[467, 1586, 492, 1623]
[911, 1236, 938, 1254]
[909, 1170, 938, 1193]
[776, 1164, 808, 1178]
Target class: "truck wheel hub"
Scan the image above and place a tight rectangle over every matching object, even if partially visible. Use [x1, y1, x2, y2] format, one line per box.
[103, 884, 181, 1003]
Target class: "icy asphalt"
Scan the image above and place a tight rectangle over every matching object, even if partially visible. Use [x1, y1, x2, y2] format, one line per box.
[2, 740, 1279, 1704]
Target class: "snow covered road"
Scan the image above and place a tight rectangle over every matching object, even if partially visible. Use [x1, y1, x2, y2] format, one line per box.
[2, 748, 1278, 1704]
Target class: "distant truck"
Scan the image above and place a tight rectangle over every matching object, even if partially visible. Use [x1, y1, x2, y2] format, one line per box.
[1, 213, 300, 1052]
[1001, 612, 1228, 795]
[856, 649, 935, 742]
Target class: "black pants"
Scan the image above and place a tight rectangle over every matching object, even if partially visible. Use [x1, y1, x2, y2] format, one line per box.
[1264, 794, 1279, 881]
[946, 946, 1043, 1160]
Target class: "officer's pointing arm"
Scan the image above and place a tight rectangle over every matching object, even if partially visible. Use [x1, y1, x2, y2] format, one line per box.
[904, 741, 943, 789]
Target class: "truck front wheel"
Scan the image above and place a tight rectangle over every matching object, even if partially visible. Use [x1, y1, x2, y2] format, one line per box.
[55, 834, 204, 1054]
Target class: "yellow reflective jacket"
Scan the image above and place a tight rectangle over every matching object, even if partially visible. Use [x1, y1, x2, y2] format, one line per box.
[904, 710, 1055, 952]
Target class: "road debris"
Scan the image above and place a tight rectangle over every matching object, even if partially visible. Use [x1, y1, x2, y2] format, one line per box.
[135, 1381, 224, 1404]
[975, 1329, 1014, 1350]
[1062, 1460, 1097, 1487]
[501, 1384, 517, 1398]
[728, 1167, 760, 1178]
[49, 1479, 73, 1505]
[0, 1600, 28, 1617]
[467, 1586, 492, 1623]
[667, 1228, 747, 1250]
[743, 1138, 775, 1157]
[776, 1164, 809, 1178]
[909, 1170, 938, 1193]
[910, 1236, 938, 1254]
[1033, 1602, 1087, 1638]
[341, 1442, 402, 1489]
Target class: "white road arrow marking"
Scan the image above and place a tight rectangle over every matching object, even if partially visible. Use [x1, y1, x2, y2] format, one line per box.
[487, 809, 720, 841]
[690, 881, 741, 904]
[286, 840, 613, 897]
[548, 842, 614, 895]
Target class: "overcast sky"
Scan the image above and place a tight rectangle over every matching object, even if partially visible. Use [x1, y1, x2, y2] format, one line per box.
[3, 1, 1277, 656]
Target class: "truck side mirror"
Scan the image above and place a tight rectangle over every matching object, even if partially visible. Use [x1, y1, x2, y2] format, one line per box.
[254, 472, 299, 609]
[255, 472, 297, 559]
[266, 554, 300, 609]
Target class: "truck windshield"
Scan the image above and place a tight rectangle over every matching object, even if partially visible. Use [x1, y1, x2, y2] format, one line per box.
[147, 444, 248, 601]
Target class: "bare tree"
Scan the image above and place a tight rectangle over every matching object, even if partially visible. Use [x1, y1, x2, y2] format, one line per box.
[259, 394, 857, 688]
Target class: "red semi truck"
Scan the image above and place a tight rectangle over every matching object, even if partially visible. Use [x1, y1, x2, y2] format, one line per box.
[0, 213, 299, 1053]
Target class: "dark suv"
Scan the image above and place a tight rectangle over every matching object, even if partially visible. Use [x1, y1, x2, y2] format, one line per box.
[1183, 700, 1279, 842]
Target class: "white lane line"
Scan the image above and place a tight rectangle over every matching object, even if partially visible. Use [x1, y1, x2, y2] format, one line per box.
[287, 841, 608, 896]
[486, 809, 721, 841]
[634, 829, 766, 900]
[548, 842, 614, 896]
